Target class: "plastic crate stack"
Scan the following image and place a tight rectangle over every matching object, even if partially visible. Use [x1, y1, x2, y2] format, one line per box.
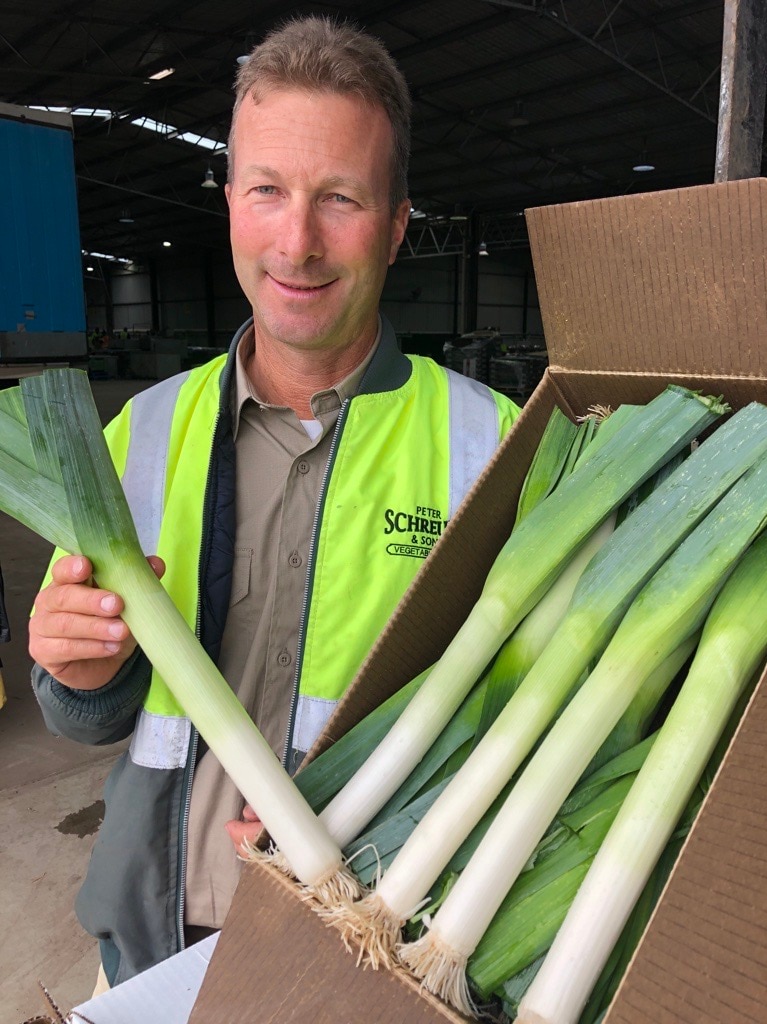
[489, 347, 549, 405]
[444, 331, 548, 404]
[443, 331, 499, 385]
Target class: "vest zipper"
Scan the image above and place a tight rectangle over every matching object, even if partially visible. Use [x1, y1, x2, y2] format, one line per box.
[176, 727, 198, 951]
[282, 398, 351, 771]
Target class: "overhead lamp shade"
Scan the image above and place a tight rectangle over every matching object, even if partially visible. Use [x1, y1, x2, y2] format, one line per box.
[118, 209, 134, 224]
[201, 167, 219, 189]
[632, 145, 655, 173]
[478, 241, 489, 256]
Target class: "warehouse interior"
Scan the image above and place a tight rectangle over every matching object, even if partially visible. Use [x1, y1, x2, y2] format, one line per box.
[0, 1, 764, 1020]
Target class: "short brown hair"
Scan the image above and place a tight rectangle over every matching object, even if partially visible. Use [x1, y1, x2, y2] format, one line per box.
[229, 16, 411, 211]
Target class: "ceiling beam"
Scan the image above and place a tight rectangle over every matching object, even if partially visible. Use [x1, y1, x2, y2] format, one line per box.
[479, 0, 717, 122]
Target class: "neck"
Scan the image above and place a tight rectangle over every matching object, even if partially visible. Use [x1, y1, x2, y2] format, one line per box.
[248, 326, 377, 419]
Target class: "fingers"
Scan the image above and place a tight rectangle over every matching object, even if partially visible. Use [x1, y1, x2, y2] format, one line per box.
[30, 552, 166, 689]
[36, 579, 125, 620]
[242, 804, 260, 822]
[30, 554, 135, 686]
[225, 817, 264, 858]
[147, 555, 166, 579]
[34, 609, 131, 655]
[50, 554, 94, 586]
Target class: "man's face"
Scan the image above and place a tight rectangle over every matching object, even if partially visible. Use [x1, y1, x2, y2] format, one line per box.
[226, 89, 410, 356]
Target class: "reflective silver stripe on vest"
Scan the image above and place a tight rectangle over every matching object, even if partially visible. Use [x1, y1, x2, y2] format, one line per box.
[292, 694, 339, 754]
[121, 372, 191, 555]
[129, 708, 191, 769]
[445, 368, 500, 518]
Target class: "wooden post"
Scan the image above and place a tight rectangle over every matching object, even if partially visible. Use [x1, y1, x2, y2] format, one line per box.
[715, 0, 767, 181]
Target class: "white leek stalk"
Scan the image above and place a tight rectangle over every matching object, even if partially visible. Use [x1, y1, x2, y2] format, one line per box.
[516, 530, 767, 1024]
[471, 507, 614, 748]
[397, 453, 767, 1015]
[319, 386, 724, 851]
[1, 371, 357, 902]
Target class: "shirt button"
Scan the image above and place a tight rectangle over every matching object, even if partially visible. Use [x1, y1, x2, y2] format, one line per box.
[288, 551, 302, 568]
[297, 460, 310, 475]
[277, 649, 292, 667]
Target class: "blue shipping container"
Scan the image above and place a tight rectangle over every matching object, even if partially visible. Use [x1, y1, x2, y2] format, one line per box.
[0, 110, 86, 343]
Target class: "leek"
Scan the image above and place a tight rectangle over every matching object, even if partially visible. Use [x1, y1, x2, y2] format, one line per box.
[468, 639, 697, 998]
[333, 403, 767, 964]
[318, 386, 724, 852]
[295, 666, 431, 812]
[514, 407, 578, 525]
[577, 679, 754, 1024]
[0, 370, 357, 902]
[516, 530, 767, 1024]
[471, 513, 615, 749]
[469, 773, 638, 996]
[397, 452, 767, 1014]
[365, 676, 490, 829]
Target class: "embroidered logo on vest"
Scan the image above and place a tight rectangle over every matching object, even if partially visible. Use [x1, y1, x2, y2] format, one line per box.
[383, 504, 449, 558]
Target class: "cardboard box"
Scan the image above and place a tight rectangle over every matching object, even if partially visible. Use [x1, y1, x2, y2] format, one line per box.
[191, 179, 767, 1023]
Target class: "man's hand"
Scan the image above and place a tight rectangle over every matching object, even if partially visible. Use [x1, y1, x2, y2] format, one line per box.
[225, 804, 263, 858]
[29, 553, 165, 691]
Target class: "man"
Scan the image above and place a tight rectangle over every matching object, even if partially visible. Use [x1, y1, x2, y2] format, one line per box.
[30, 17, 519, 986]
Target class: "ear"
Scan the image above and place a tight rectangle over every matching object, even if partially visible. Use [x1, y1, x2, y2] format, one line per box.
[388, 198, 412, 265]
[224, 182, 232, 207]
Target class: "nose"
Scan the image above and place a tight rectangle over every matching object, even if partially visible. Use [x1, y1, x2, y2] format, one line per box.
[277, 199, 323, 265]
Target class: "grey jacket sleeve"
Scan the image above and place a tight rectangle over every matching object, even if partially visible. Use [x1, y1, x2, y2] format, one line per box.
[31, 649, 152, 746]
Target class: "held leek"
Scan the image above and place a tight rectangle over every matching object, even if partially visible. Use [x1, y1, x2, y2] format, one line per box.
[3, 370, 357, 902]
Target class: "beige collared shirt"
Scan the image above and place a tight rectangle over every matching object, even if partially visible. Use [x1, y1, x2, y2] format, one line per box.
[184, 323, 378, 929]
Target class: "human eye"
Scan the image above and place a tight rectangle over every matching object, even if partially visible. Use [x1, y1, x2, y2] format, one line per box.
[252, 184, 277, 195]
[329, 192, 354, 204]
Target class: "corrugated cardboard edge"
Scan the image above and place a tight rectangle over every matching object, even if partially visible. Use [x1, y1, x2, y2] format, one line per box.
[190, 857, 471, 1024]
[526, 178, 767, 378]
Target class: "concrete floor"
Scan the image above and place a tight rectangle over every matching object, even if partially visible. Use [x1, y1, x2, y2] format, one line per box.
[0, 379, 153, 1023]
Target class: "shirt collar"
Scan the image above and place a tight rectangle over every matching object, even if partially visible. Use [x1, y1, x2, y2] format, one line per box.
[231, 319, 381, 439]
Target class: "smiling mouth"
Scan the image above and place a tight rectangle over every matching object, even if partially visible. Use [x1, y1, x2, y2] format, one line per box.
[269, 275, 334, 292]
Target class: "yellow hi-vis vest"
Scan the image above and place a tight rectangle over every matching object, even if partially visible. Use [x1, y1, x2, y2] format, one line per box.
[109, 340, 517, 769]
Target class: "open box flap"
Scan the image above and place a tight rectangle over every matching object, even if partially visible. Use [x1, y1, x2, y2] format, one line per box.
[526, 178, 767, 377]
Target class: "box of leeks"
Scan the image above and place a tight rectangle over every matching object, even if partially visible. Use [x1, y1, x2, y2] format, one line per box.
[190, 179, 767, 1024]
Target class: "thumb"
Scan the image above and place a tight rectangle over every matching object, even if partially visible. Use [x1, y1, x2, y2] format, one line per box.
[225, 818, 261, 858]
[147, 556, 166, 579]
